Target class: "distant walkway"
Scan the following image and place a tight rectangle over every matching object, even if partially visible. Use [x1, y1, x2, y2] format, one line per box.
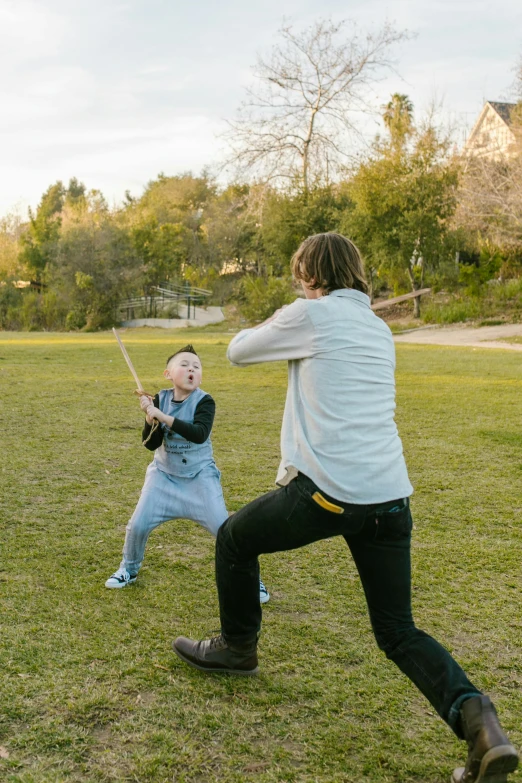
[394, 323, 522, 351]
[121, 306, 225, 329]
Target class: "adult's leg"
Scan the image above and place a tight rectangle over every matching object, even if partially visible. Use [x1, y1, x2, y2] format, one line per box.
[216, 475, 366, 645]
[173, 464, 271, 603]
[345, 500, 480, 736]
[173, 474, 362, 671]
[121, 464, 179, 574]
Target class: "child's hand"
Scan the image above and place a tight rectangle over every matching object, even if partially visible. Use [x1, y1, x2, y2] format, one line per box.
[139, 394, 153, 412]
[143, 404, 173, 429]
[146, 404, 161, 421]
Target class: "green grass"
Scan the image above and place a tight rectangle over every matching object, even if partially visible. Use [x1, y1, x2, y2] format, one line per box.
[500, 336, 522, 345]
[1, 329, 521, 783]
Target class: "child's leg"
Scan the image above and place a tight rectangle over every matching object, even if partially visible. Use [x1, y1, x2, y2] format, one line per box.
[180, 464, 229, 537]
[182, 465, 270, 603]
[120, 464, 178, 575]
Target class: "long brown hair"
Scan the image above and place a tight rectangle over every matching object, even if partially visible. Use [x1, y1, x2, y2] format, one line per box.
[291, 232, 368, 295]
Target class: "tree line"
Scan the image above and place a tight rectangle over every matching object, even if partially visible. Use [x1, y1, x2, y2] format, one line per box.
[1, 19, 521, 329]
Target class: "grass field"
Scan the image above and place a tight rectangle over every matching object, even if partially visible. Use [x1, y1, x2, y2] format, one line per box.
[1, 328, 521, 783]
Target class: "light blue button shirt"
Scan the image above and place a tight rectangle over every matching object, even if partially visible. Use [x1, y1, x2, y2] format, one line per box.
[227, 289, 413, 504]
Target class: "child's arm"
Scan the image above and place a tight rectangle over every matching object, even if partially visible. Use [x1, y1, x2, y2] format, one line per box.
[169, 395, 215, 444]
[141, 395, 216, 447]
[144, 405, 173, 428]
[141, 394, 163, 450]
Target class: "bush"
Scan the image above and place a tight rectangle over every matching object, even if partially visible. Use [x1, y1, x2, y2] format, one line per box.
[422, 297, 482, 324]
[0, 284, 22, 329]
[421, 277, 522, 324]
[0, 286, 69, 330]
[489, 276, 522, 305]
[65, 307, 87, 330]
[235, 275, 296, 323]
[427, 260, 461, 293]
[458, 247, 502, 295]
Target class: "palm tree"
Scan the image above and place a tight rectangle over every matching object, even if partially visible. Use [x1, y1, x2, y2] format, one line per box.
[383, 93, 414, 145]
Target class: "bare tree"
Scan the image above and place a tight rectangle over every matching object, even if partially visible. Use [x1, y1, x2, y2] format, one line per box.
[223, 19, 411, 190]
[514, 53, 522, 99]
[455, 152, 522, 251]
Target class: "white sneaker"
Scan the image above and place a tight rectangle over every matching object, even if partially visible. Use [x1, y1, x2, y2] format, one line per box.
[105, 568, 137, 589]
[259, 579, 270, 604]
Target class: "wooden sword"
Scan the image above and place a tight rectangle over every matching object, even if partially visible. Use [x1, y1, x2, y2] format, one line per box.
[112, 328, 154, 398]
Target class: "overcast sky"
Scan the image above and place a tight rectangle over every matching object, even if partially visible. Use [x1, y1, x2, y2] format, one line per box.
[0, 0, 521, 217]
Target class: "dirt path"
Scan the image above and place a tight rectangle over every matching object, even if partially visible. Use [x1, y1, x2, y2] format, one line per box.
[393, 323, 522, 351]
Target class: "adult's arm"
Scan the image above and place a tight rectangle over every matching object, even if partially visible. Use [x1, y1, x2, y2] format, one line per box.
[227, 298, 315, 366]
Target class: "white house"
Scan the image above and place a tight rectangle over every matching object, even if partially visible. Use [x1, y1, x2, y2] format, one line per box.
[464, 101, 517, 159]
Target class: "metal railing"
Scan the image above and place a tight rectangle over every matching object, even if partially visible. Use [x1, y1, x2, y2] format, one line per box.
[118, 281, 212, 321]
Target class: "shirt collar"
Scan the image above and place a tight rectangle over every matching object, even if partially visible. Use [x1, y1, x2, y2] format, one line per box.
[329, 289, 371, 307]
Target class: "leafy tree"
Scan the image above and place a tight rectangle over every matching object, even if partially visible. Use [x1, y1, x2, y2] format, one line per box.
[235, 274, 296, 322]
[124, 173, 217, 281]
[50, 196, 141, 329]
[65, 177, 87, 207]
[130, 219, 189, 288]
[18, 178, 90, 282]
[260, 185, 351, 271]
[345, 100, 459, 316]
[18, 181, 65, 281]
[202, 184, 259, 272]
[0, 212, 23, 280]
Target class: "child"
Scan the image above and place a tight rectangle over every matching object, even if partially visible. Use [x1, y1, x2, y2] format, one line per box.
[105, 344, 270, 604]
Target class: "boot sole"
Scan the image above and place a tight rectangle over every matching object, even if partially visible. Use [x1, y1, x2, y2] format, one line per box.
[172, 644, 259, 676]
[452, 744, 519, 783]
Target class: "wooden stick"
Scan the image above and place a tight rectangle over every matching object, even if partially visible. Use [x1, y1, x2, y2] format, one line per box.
[371, 288, 432, 311]
[112, 328, 153, 397]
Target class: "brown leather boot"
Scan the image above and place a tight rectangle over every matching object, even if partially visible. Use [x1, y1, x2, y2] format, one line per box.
[452, 696, 518, 783]
[172, 634, 259, 675]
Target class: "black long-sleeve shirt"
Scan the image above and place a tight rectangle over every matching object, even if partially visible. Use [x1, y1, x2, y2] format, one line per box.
[142, 393, 216, 451]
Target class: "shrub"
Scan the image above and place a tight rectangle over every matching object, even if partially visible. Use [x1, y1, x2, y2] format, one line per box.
[65, 308, 87, 330]
[0, 284, 22, 329]
[422, 297, 482, 324]
[421, 277, 522, 324]
[235, 275, 296, 323]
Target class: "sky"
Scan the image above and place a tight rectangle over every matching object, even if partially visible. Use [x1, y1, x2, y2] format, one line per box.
[0, 0, 521, 218]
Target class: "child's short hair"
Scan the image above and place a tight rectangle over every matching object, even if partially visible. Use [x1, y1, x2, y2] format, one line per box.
[291, 232, 368, 295]
[166, 345, 199, 366]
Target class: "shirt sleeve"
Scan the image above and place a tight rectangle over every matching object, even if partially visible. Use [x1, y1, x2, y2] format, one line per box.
[227, 298, 315, 366]
[142, 394, 163, 451]
[169, 395, 215, 444]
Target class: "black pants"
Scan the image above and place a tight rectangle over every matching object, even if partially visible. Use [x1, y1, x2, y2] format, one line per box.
[215, 473, 481, 737]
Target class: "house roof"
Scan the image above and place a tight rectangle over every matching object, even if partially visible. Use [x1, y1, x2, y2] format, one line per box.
[488, 101, 517, 125]
[463, 100, 518, 155]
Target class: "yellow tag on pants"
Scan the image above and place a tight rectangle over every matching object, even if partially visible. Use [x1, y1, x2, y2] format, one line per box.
[312, 491, 344, 514]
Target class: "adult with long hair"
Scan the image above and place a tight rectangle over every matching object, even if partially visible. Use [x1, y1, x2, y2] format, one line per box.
[173, 233, 518, 783]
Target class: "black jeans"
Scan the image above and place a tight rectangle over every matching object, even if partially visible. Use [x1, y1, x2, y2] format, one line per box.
[215, 473, 481, 737]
